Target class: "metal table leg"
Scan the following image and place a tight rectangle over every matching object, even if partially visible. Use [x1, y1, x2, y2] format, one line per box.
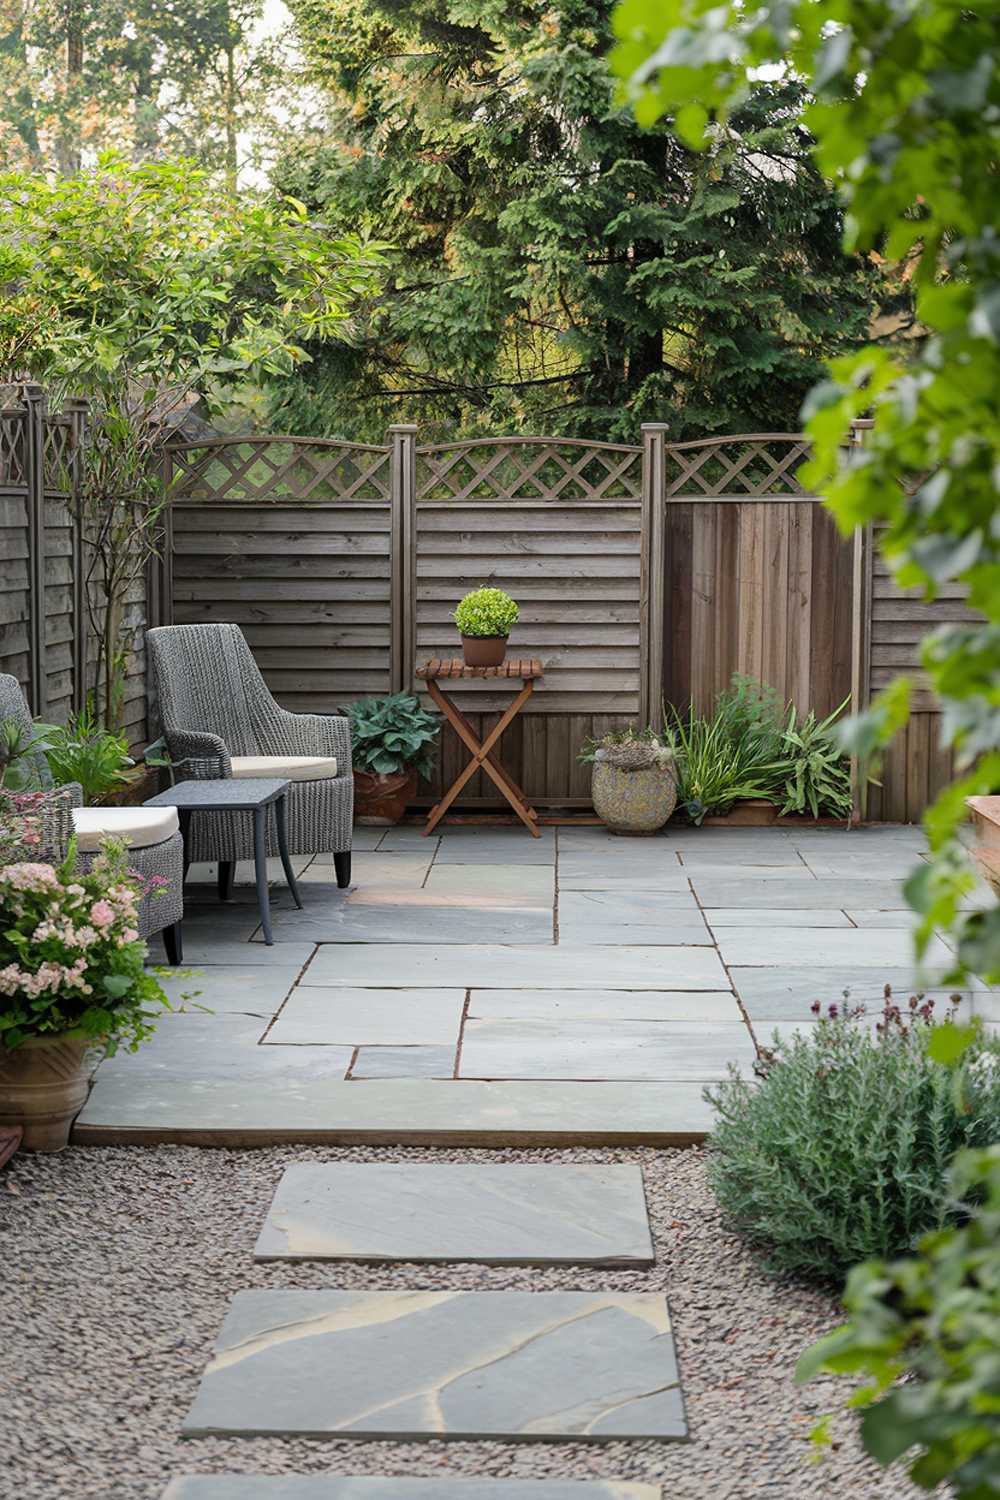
[274, 792, 303, 909]
[253, 805, 273, 945]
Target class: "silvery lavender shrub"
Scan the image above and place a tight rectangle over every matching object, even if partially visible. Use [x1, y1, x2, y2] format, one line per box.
[706, 990, 1000, 1283]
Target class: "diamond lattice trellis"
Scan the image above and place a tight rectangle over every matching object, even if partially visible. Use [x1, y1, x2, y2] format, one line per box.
[417, 440, 643, 503]
[41, 418, 74, 494]
[166, 439, 392, 502]
[664, 437, 812, 497]
[0, 410, 27, 487]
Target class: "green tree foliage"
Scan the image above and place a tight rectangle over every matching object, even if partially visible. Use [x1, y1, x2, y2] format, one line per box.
[613, 0, 1000, 981]
[270, 0, 890, 441]
[0, 0, 286, 181]
[0, 154, 383, 724]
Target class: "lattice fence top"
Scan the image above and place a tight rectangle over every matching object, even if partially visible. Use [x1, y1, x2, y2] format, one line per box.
[0, 408, 27, 488]
[665, 435, 812, 497]
[166, 436, 392, 503]
[41, 416, 74, 495]
[416, 437, 643, 503]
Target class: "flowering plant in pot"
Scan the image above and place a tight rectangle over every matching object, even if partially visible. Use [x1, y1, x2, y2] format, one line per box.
[346, 693, 441, 825]
[453, 587, 519, 668]
[0, 840, 173, 1150]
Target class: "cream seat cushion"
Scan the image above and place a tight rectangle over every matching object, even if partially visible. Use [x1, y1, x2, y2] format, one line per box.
[71, 805, 180, 854]
[229, 755, 338, 782]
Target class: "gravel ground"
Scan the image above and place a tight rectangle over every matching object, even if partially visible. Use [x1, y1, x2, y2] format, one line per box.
[1, 1143, 918, 1500]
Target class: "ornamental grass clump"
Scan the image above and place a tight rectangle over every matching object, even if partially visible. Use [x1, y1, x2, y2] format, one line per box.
[707, 992, 1000, 1284]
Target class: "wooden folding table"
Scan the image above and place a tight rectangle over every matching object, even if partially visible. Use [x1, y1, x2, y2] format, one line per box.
[416, 657, 543, 836]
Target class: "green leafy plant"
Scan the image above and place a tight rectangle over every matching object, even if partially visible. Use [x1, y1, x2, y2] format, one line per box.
[0, 719, 54, 791]
[611, 0, 1000, 983]
[707, 995, 1000, 1283]
[664, 675, 785, 822]
[798, 1142, 1000, 1495]
[453, 587, 519, 639]
[39, 707, 135, 803]
[0, 840, 174, 1054]
[775, 698, 853, 819]
[578, 726, 664, 765]
[346, 694, 441, 778]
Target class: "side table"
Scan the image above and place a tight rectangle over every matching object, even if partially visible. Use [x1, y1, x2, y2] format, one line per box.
[144, 778, 303, 946]
[415, 658, 543, 836]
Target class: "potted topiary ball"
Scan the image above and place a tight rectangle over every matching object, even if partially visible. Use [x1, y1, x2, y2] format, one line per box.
[454, 586, 519, 668]
[579, 728, 678, 835]
[346, 693, 441, 825]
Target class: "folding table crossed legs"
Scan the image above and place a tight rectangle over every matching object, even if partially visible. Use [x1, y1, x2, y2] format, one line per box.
[416, 658, 543, 837]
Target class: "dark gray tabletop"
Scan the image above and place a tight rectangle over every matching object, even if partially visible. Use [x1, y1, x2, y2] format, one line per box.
[145, 778, 290, 812]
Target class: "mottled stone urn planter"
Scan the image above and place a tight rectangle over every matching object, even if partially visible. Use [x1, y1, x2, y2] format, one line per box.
[353, 767, 418, 826]
[0, 1033, 91, 1152]
[592, 750, 678, 836]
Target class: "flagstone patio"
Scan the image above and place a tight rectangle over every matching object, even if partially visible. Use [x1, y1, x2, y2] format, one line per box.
[74, 824, 998, 1146]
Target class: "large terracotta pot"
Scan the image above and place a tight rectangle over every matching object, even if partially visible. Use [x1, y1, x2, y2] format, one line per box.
[461, 635, 507, 668]
[0, 1033, 90, 1152]
[592, 757, 678, 836]
[353, 767, 418, 826]
[703, 798, 779, 827]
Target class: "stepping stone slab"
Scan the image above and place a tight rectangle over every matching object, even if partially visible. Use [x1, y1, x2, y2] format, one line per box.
[163, 1480, 660, 1498]
[253, 1162, 654, 1266]
[182, 1288, 685, 1441]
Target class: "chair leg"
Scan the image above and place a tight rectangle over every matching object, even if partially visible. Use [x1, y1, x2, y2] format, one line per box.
[334, 850, 352, 889]
[162, 921, 183, 966]
[218, 860, 235, 901]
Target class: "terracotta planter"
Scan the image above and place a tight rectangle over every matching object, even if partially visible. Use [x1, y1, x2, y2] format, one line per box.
[702, 798, 779, 828]
[461, 635, 507, 668]
[592, 757, 678, 836]
[0, 1033, 90, 1152]
[353, 767, 418, 826]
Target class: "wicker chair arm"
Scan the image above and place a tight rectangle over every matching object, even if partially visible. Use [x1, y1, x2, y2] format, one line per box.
[164, 730, 232, 782]
[271, 710, 352, 775]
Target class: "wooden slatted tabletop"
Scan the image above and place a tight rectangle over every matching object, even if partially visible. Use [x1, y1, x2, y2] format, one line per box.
[416, 657, 544, 681]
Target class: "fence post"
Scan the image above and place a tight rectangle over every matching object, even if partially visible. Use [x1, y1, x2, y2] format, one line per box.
[66, 397, 88, 714]
[389, 424, 418, 693]
[639, 423, 669, 728]
[22, 383, 47, 717]
[849, 418, 874, 824]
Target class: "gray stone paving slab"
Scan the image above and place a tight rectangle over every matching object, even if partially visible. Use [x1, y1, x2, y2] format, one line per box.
[557, 892, 709, 946]
[264, 988, 466, 1046]
[82, 1010, 352, 1086]
[351, 1046, 456, 1079]
[181, 1288, 685, 1440]
[375, 828, 442, 849]
[674, 861, 813, 879]
[75, 1077, 714, 1142]
[558, 848, 684, 885]
[704, 908, 852, 928]
[435, 839, 556, 866]
[253, 1162, 654, 1265]
[260, 904, 554, 945]
[687, 876, 908, 909]
[155, 966, 302, 1015]
[716, 926, 954, 968]
[303, 943, 728, 990]
[846, 909, 928, 927]
[148, 940, 318, 969]
[162, 1480, 662, 1499]
[467, 989, 740, 1022]
[557, 870, 693, 892]
[730, 966, 990, 1022]
[302, 853, 434, 889]
[460, 1019, 754, 1081]
[798, 857, 920, 879]
[424, 863, 555, 906]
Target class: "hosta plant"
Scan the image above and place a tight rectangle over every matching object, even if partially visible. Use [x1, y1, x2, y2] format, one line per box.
[453, 587, 519, 638]
[707, 994, 1000, 1283]
[346, 694, 440, 778]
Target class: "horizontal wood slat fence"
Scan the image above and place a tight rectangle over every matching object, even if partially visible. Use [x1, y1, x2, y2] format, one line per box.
[2, 395, 974, 824]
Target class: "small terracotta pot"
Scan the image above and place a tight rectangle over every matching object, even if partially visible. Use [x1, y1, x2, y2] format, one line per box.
[703, 798, 779, 827]
[0, 1033, 90, 1152]
[353, 767, 418, 826]
[461, 635, 507, 668]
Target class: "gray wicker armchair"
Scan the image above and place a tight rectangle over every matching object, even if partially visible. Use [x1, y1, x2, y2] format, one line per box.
[0, 674, 184, 963]
[146, 623, 353, 888]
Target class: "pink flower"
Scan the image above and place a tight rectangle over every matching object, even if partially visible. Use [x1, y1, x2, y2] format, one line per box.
[89, 900, 115, 929]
